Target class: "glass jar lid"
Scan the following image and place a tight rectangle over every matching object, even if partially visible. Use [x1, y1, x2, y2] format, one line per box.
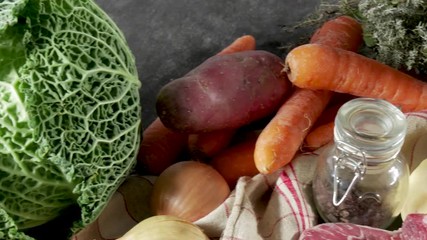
[334, 98, 407, 162]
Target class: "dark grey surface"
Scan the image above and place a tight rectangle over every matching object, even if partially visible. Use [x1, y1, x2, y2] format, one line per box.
[95, 0, 322, 129]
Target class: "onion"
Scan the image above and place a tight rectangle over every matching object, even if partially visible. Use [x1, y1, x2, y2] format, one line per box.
[72, 175, 154, 239]
[117, 215, 209, 240]
[151, 160, 230, 222]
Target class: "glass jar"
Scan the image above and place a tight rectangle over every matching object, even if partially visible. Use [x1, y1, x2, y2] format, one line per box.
[312, 98, 409, 229]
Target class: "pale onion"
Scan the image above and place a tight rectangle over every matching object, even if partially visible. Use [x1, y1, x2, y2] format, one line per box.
[117, 215, 209, 240]
[151, 160, 230, 222]
[72, 175, 154, 239]
[401, 158, 427, 220]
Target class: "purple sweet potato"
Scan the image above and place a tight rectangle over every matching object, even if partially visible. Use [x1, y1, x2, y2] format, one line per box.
[156, 50, 291, 133]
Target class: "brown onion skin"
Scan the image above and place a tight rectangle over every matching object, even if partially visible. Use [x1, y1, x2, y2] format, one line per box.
[150, 161, 230, 222]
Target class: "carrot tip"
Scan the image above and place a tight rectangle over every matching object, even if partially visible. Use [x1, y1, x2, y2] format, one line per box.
[256, 161, 274, 175]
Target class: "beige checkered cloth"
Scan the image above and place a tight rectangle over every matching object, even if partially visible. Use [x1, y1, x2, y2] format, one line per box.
[73, 110, 427, 240]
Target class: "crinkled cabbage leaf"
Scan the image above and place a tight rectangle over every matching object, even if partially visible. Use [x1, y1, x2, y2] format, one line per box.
[0, 0, 141, 238]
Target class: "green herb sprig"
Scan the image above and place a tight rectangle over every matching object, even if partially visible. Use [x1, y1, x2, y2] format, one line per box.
[358, 0, 427, 74]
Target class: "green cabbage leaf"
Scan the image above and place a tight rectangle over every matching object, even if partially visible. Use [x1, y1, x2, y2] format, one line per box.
[0, 0, 141, 238]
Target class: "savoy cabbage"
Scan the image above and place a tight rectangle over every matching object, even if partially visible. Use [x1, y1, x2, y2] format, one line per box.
[0, 0, 141, 239]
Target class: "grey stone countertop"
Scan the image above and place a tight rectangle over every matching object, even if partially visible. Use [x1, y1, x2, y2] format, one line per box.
[95, 0, 323, 128]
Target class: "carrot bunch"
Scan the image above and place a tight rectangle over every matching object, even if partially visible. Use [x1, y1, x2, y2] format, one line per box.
[254, 15, 364, 174]
[255, 15, 427, 174]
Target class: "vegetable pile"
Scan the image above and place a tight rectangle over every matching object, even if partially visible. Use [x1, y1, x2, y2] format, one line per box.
[2, 0, 427, 239]
[0, 0, 141, 238]
[131, 11, 427, 239]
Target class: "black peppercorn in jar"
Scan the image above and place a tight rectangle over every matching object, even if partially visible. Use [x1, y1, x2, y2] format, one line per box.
[312, 98, 409, 229]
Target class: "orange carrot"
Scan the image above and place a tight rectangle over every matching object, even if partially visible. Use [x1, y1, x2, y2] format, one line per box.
[310, 15, 363, 52]
[210, 135, 259, 189]
[301, 16, 362, 149]
[137, 118, 187, 175]
[313, 102, 342, 127]
[217, 35, 256, 55]
[188, 35, 256, 158]
[255, 88, 332, 173]
[254, 16, 363, 174]
[188, 129, 237, 160]
[307, 15, 362, 120]
[303, 94, 355, 149]
[284, 44, 427, 112]
[305, 112, 334, 148]
[304, 121, 335, 149]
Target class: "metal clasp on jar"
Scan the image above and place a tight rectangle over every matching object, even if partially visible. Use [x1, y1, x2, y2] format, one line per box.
[332, 141, 367, 206]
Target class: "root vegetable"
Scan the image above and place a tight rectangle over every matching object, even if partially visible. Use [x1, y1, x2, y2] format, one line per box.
[255, 88, 332, 173]
[284, 44, 427, 112]
[304, 99, 350, 149]
[189, 35, 256, 159]
[254, 16, 363, 174]
[310, 15, 363, 52]
[210, 135, 259, 188]
[156, 50, 290, 133]
[151, 161, 230, 222]
[137, 118, 187, 175]
[304, 121, 335, 150]
[217, 35, 256, 55]
[188, 129, 237, 160]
